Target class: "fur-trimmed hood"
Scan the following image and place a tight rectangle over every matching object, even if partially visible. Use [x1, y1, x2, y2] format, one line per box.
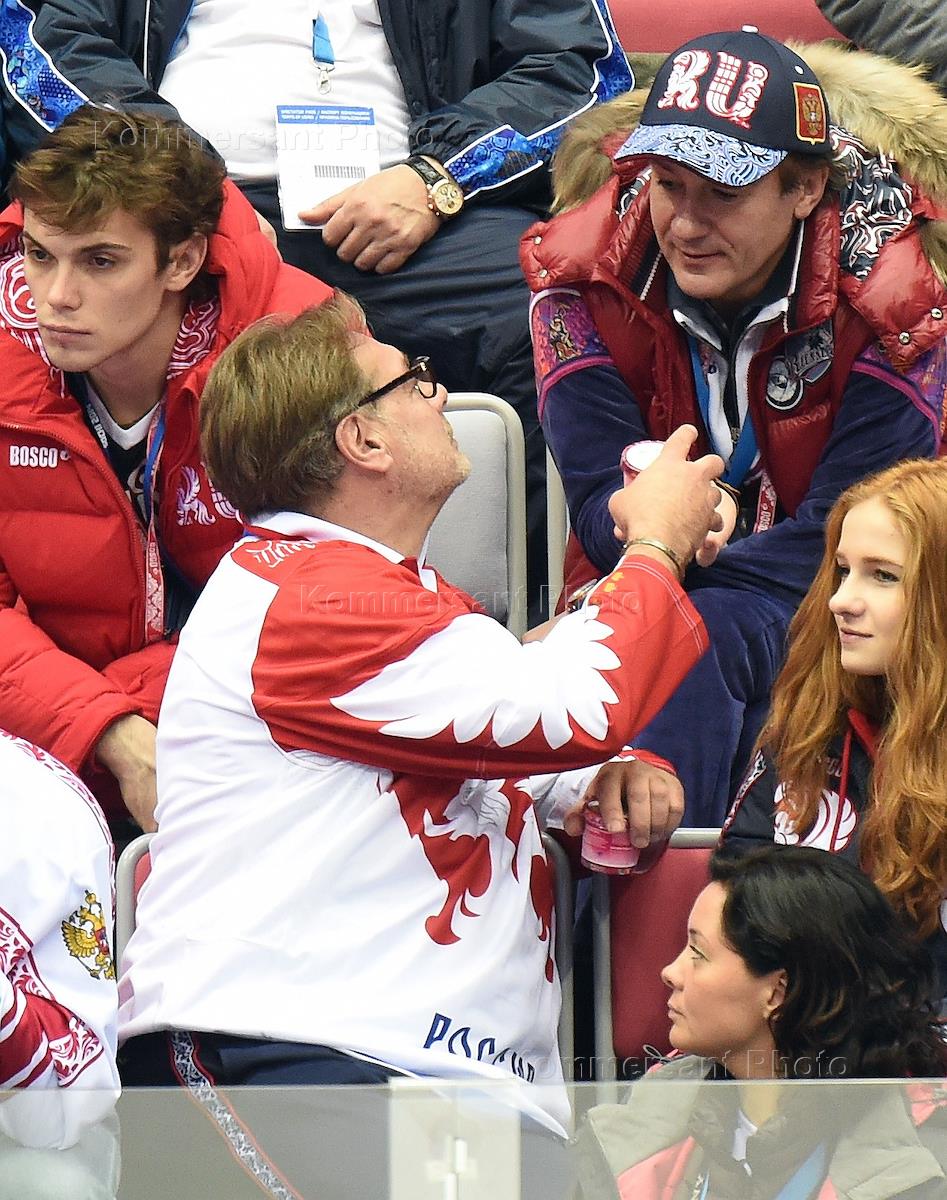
[551, 41, 947, 282]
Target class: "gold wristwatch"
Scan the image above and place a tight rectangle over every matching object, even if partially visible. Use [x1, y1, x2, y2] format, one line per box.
[403, 156, 465, 219]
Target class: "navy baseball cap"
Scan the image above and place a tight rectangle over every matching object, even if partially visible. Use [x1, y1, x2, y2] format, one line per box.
[618, 27, 831, 187]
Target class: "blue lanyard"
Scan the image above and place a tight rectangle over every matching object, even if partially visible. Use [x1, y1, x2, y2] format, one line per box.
[142, 404, 166, 527]
[312, 10, 334, 91]
[775, 1142, 831, 1200]
[697, 1140, 828, 1200]
[687, 335, 757, 488]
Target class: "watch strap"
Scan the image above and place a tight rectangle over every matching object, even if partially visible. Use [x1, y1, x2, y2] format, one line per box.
[402, 155, 464, 219]
[403, 155, 445, 189]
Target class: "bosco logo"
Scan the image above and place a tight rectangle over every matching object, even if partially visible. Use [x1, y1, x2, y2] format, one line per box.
[9, 445, 63, 468]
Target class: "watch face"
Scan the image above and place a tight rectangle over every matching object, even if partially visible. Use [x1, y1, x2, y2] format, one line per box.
[431, 178, 464, 217]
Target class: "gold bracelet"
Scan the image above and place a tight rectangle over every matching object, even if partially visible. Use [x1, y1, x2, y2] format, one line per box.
[622, 537, 684, 579]
[716, 480, 741, 504]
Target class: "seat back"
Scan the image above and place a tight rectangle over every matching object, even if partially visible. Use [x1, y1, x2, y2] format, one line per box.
[542, 832, 575, 1083]
[593, 828, 720, 1079]
[608, 0, 844, 54]
[114, 831, 154, 963]
[545, 449, 569, 616]
[426, 393, 527, 637]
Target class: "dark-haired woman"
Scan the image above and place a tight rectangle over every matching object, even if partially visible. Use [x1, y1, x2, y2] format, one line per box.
[577, 847, 947, 1199]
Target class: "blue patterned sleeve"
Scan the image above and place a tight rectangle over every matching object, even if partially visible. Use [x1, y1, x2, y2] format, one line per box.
[0, 0, 86, 136]
[531, 287, 649, 574]
[416, 0, 632, 203]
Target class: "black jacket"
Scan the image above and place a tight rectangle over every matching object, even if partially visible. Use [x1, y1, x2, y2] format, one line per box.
[723, 717, 947, 1011]
[4, 0, 632, 204]
[816, 0, 947, 96]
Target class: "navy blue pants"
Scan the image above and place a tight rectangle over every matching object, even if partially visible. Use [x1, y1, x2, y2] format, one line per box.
[633, 586, 796, 827]
[242, 183, 549, 623]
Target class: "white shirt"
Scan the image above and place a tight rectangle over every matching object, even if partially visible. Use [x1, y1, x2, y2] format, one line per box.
[84, 383, 158, 449]
[160, 0, 412, 180]
[732, 1107, 758, 1166]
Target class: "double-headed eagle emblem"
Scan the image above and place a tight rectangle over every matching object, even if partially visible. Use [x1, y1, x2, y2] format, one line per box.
[61, 891, 116, 980]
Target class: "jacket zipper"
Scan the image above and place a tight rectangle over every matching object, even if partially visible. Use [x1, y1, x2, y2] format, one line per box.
[146, 0, 197, 88]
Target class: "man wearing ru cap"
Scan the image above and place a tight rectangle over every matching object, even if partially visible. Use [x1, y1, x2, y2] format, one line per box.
[523, 28, 947, 829]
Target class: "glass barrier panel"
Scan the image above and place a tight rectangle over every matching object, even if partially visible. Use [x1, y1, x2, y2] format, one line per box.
[0, 1078, 943, 1199]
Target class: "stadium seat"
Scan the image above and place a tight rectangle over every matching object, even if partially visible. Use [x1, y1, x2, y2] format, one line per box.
[592, 828, 720, 1079]
[546, 449, 569, 616]
[608, 0, 844, 54]
[427, 392, 528, 637]
[114, 831, 153, 963]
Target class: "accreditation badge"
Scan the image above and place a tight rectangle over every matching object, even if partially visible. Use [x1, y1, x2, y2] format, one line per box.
[275, 104, 381, 231]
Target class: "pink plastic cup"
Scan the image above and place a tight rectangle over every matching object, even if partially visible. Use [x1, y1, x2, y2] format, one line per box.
[620, 439, 665, 486]
[580, 803, 640, 875]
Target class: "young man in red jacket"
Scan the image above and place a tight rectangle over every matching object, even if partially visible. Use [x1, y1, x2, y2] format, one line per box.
[0, 106, 333, 835]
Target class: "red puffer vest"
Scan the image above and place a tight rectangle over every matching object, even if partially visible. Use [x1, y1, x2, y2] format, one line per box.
[522, 161, 947, 593]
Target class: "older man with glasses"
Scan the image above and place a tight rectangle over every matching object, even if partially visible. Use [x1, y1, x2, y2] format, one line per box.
[117, 297, 723, 1197]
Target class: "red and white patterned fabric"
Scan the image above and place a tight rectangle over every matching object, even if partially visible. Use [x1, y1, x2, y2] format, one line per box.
[119, 513, 706, 1135]
[0, 729, 118, 1149]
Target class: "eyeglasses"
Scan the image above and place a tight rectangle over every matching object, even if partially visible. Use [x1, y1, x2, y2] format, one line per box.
[356, 356, 438, 408]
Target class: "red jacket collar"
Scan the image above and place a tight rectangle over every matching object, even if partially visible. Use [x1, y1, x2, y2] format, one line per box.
[524, 164, 945, 367]
[526, 177, 842, 335]
[847, 708, 880, 760]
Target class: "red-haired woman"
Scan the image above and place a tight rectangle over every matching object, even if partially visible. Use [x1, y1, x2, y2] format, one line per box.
[723, 457, 947, 1011]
